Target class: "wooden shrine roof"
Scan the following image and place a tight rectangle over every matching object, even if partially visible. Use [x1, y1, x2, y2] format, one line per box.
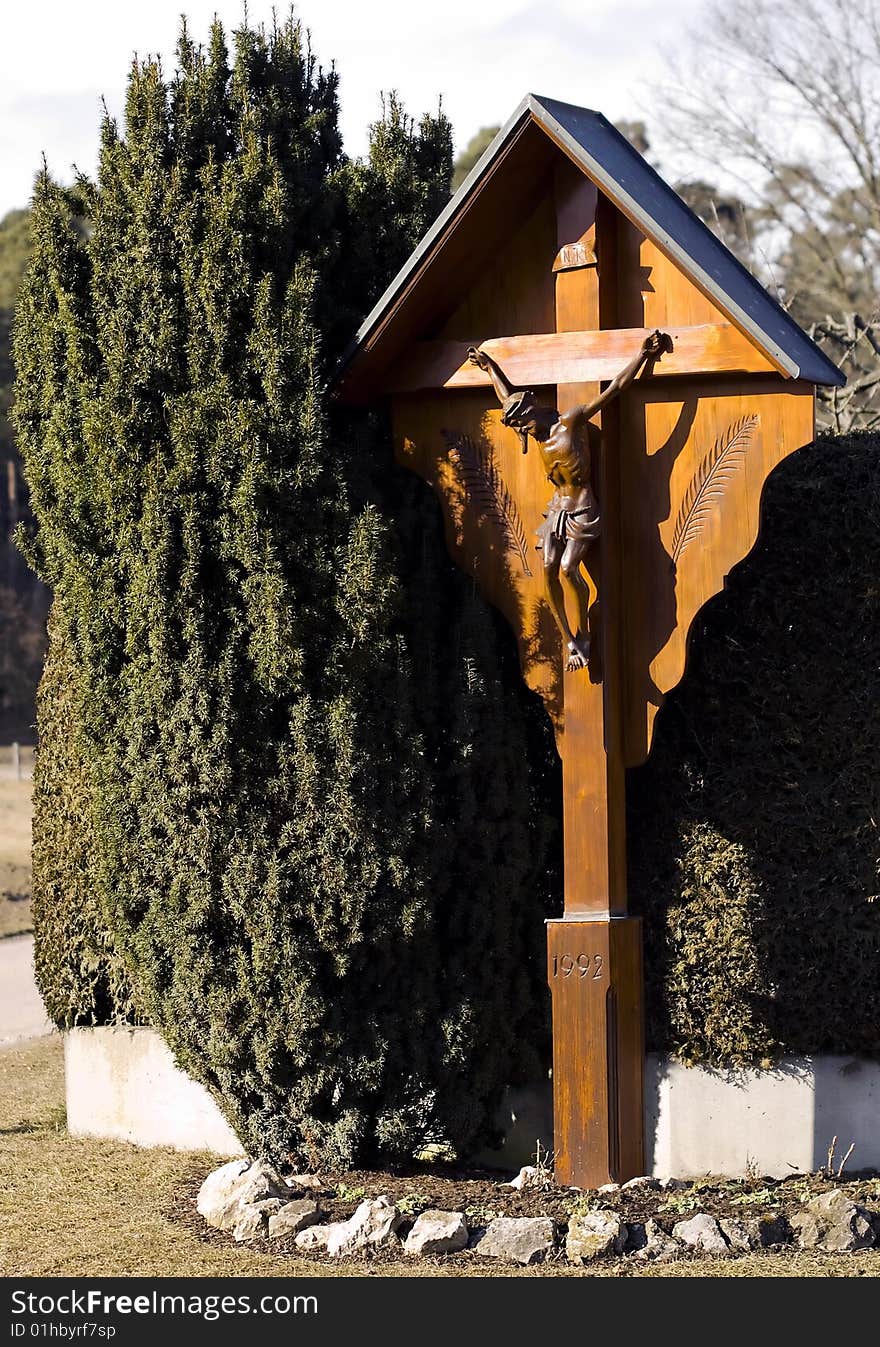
[339, 94, 844, 398]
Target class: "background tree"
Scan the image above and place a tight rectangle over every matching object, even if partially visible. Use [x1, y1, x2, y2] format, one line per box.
[614, 119, 651, 158]
[617, 121, 756, 265]
[452, 119, 655, 194]
[650, 0, 880, 431]
[14, 15, 557, 1168]
[673, 180, 753, 266]
[452, 124, 500, 190]
[327, 91, 452, 352]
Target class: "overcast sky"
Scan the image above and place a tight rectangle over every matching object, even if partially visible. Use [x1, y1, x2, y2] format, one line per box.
[0, 0, 709, 218]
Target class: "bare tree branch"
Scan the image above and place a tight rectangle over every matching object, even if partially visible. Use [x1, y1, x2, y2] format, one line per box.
[648, 0, 880, 431]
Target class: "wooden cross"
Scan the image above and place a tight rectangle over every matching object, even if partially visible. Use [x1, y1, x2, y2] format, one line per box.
[339, 101, 839, 1187]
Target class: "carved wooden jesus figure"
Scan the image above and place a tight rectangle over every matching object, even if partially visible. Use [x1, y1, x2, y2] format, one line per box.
[468, 331, 669, 670]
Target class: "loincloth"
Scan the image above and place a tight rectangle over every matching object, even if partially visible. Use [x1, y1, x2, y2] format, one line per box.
[536, 495, 602, 549]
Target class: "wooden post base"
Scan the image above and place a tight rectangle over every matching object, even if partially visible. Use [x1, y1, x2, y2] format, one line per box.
[547, 916, 645, 1188]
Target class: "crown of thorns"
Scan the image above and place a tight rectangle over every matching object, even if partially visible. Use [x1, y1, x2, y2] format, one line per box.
[500, 390, 540, 427]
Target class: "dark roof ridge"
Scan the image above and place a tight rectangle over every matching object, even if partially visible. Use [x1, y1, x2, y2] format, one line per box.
[343, 93, 843, 389]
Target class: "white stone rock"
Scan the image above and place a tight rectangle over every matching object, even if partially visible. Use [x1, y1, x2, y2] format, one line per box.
[232, 1198, 284, 1243]
[508, 1165, 553, 1191]
[475, 1217, 556, 1265]
[197, 1159, 288, 1231]
[404, 1210, 468, 1256]
[326, 1197, 402, 1256]
[566, 1209, 627, 1262]
[196, 1159, 250, 1226]
[235, 1161, 288, 1205]
[285, 1173, 324, 1192]
[268, 1200, 321, 1239]
[719, 1218, 752, 1252]
[295, 1224, 335, 1251]
[621, 1175, 661, 1192]
[232, 1207, 266, 1244]
[672, 1212, 730, 1254]
[790, 1189, 875, 1252]
[598, 1183, 620, 1196]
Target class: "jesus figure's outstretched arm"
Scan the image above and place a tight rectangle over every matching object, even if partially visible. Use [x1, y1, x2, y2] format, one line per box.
[573, 328, 670, 422]
[466, 346, 516, 404]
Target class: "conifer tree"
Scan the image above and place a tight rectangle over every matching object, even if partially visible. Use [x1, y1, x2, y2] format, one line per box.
[14, 15, 555, 1166]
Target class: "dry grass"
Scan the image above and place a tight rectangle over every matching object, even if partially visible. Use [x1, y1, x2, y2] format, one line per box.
[0, 774, 32, 937]
[1, 1037, 878, 1278]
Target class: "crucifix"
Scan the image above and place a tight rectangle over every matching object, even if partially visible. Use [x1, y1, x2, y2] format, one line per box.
[468, 331, 670, 671]
[338, 95, 843, 1187]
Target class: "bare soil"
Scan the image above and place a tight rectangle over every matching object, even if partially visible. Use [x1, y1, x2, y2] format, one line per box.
[166, 1158, 880, 1270]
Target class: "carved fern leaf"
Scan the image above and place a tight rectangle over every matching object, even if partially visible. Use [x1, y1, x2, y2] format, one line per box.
[671, 414, 759, 565]
[443, 430, 533, 577]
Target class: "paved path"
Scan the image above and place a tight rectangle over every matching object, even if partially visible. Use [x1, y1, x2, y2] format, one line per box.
[0, 934, 54, 1043]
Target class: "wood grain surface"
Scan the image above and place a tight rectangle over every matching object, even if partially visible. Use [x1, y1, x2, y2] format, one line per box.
[388, 323, 775, 394]
[547, 917, 644, 1186]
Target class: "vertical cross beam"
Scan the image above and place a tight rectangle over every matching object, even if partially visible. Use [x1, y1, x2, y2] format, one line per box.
[548, 162, 645, 1187]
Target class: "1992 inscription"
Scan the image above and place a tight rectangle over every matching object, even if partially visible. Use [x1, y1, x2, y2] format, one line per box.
[551, 953, 604, 980]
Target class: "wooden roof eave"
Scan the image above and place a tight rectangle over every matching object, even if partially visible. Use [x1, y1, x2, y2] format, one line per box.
[337, 94, 845, 403]
[336, 100, 537, 402]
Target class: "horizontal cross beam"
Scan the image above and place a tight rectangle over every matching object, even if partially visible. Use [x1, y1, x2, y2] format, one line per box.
[386, 324, 778, 395]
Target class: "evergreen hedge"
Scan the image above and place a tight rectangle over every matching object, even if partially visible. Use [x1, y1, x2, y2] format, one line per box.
[629, 431, 880, 1066]
[14, 17, 558, 1168]
[31, 609, 135, 1025]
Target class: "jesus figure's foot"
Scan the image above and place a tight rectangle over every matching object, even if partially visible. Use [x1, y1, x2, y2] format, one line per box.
[565, 636, 591, 672]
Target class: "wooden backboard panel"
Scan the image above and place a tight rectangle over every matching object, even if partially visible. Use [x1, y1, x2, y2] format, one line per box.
[392, 195, 817, 764]
[618, 375, 816, 765]
[394, 182, 582, 732]
[392, 390, 566, 725]
[437, 190, 557, 342]
[616, 217, 735, 331]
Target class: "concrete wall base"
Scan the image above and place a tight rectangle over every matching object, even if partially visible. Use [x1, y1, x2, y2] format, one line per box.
[64, 1027, 243, 1156]
[65, 1028, 880, 1177]
[479, 1054, 880, 1178]
[647, 1054, 880, 1179]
